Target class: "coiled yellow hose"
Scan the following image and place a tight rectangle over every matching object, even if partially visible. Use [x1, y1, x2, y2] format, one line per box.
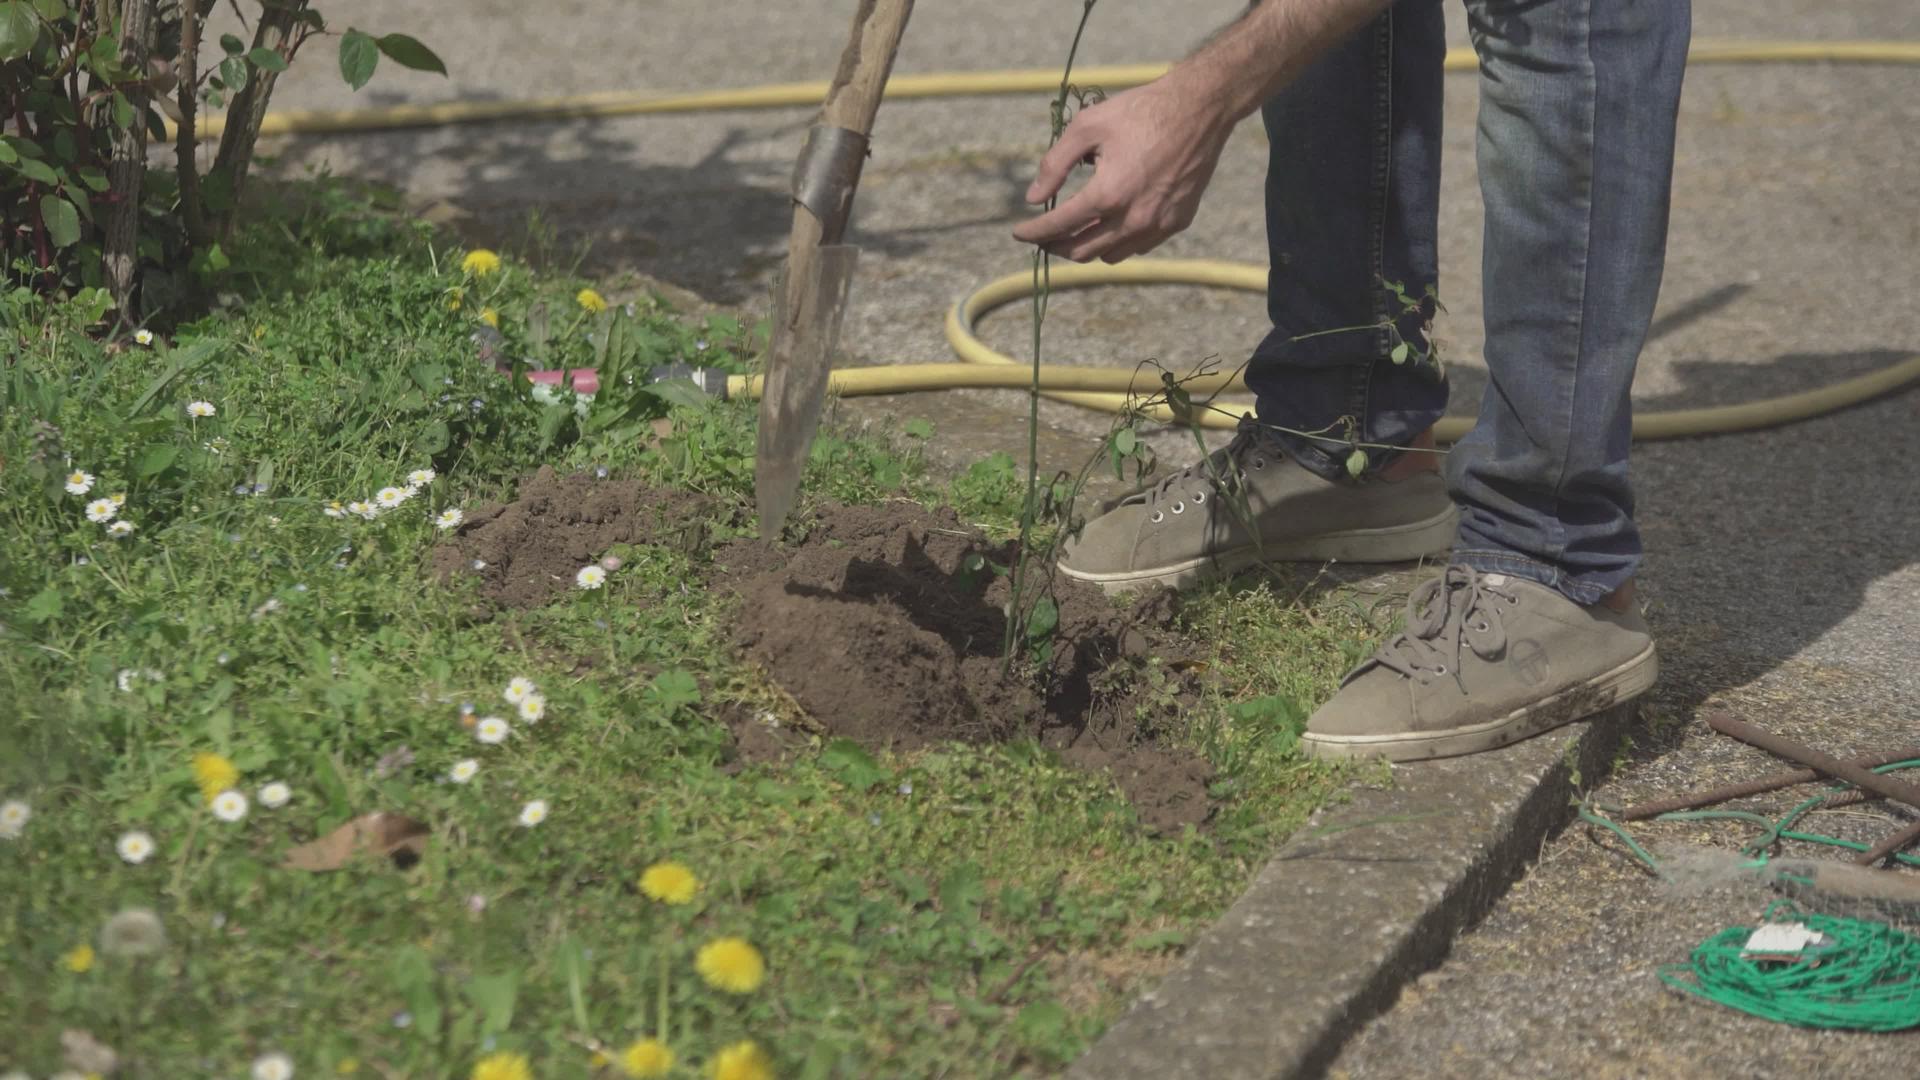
[214, 41, 1920, 441]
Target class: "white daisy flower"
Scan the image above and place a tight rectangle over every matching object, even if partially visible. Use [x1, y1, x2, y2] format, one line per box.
[323, 501, 348, 519]
[86, 498, 118, 523]
[448, 759, 479, 784]
[108, 520, 136, 538]
[0, 798, 29, 839]
[251, 1051, 295, 1080]
[65, 470, 95, 495]
[210, 789, 248, 822]
[407, 468, 436, 488]
[117, 829, 156, 864]
[517, 799, 548, 828]
[186, 400, 216, 418]
[258, 782, 291, 808]
[575, 564, 607, 590]
[134, 328, 155, 346]
[348, 500, 377, 520]
[117, 668, 137, 692]
[375, 486, 409, 510]
[475, 716, 510, 744]
[503, 677, 537, 705]
[517, 695, 546, 723]
[435, 508, 464, 531]
[111, 491, 126, 506]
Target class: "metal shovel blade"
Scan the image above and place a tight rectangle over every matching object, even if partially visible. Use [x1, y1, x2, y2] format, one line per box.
[754, 243, 858, 537]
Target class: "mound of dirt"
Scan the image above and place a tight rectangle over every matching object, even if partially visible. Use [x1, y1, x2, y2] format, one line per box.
[429, 466, 714, 608]
[718, 503, 1216, 832]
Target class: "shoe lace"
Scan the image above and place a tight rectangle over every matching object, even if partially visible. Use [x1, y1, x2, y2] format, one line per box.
[1370, 565, 1515, 688]
[1141, 414, 1277, 509]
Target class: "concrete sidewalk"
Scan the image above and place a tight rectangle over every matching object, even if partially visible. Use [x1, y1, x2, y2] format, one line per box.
[242, 0, 1920, 1073]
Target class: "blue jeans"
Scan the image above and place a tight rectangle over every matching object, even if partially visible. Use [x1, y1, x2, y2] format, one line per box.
[1246, 0, 1690, 605]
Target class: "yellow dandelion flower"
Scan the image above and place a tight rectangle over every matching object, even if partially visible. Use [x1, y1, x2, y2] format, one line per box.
[447, 286, 465, 312]
[462, 249, 502, 276]
[64, 942, 96, 973]
[193, 751, 239, 803]
[708, 1041, 773, 1080]
[589, 1051, 609, 1069]
[470, 1050, 531, 1080]
[695, 937, 765, 994]
[336, 1058, 360, 1075]
[575, 288, 608, 314]
[639, 861, 700, 905]
[620, 1039, 673, 1078]
[479, 307, 500, 329]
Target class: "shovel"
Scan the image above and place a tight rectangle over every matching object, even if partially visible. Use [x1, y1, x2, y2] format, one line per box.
[754, 0, 917, 538]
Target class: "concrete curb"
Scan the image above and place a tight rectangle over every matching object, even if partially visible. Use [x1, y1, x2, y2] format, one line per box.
[1068, 704, 1634, 1080]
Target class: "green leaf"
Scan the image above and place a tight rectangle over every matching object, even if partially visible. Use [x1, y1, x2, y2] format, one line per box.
[338, 29, 379, 90]
[77, 166, 107, 192]
[1390, 341, 1411, 364]
[638, 377, 712, 412]
[111, 91, 133, 130]
[417, 421, 450, 455]
[1015, 999, 1070, 1045]
[0, 2, 38, 62]
[135, 444, 178, 477]
[645, 668, 701, 713]
[1129, 928, 1188, 951]
[30, 0, 66, 19]
[1344, 448, 1368, 479]
[903, 418, 933, 439]
[16, 157, 56, 184]
[1114, 426, 1138, 455]
[463, 972, 518, 1036]
[819, 738, 887, 793]
[40, 194, 79, 248]
[0, 140, 15, 164]
[23, 584, 63, 623]
[247, 45, 288, 72]
[407, 362, 447, 394]
[218, 55, 249, 95]
[938, 862, 985, 923]
[219, 32, 244, 55]
[1024, 596, 1059, 641]
[375, 33, 446, 75]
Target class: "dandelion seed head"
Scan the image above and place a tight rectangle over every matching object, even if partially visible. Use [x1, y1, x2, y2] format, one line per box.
[100, 907, 167, 956]
[251, 1051, 295, 1080]
[258, 782, 291, 809]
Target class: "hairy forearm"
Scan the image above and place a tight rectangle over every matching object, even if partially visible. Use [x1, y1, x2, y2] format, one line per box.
[1171, 0, 1392, 125]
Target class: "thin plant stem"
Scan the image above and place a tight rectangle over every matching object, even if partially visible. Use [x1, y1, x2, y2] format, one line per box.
[1006, 0, 1098, 666]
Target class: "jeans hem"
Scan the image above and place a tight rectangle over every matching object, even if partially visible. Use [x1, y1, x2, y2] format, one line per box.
[1449, 547, 1619, 607]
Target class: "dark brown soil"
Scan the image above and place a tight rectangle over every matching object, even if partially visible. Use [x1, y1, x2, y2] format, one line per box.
[718, 502, 1216, 832]
[429, 466, 713, 608]
[431, 471, 1216, 832]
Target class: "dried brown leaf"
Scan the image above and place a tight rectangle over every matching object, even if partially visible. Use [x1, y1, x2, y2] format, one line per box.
[283, 812, 430, 872]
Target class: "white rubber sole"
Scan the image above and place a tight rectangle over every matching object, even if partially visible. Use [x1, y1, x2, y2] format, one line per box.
[1058, 505, 1460, 597]
[1300, 643, 1659, 763]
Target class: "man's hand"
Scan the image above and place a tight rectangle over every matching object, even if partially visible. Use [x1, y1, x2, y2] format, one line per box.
[1011, 74, 1234, 265]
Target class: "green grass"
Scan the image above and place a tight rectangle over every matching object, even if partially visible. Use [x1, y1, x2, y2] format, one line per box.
[1, 180, 1386, 1079]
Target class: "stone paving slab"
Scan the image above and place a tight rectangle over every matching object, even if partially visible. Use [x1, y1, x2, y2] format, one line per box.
[1069, 705, 1633, 1080]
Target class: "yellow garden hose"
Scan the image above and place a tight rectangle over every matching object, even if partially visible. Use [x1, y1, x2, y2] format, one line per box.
[217, 40, 1920, 441]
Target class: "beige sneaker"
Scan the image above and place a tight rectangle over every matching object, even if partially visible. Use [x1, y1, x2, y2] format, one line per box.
[1058, 417, 1457, 595]
[1302, 566, 1657, 762]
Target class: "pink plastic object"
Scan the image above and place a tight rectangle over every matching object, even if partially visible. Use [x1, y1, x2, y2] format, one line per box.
[524, 368, 600, 395]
